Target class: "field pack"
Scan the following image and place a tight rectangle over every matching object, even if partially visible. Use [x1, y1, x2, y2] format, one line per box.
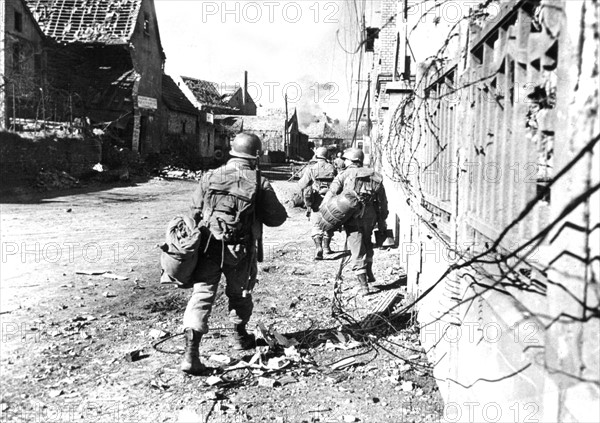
[159, 215, 202, 289]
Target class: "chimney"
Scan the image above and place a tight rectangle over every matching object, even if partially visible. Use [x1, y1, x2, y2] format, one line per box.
[243, 71, 248, 106]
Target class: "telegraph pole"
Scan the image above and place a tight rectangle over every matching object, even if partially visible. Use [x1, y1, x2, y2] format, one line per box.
[284, 94, 288, 159]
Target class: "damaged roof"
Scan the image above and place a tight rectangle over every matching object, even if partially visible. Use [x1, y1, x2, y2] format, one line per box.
[304, 119, 343, 140]
[181, 76, 240, 113]
[25, 0, 142, 44]
[215, 115, 284, 133]
[181, 76, 226, 107]
[162, 74, 198, 116]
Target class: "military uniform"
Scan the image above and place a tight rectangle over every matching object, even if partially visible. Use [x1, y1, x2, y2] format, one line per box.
[297, 157, 337, 258]
[183, 158, 287, 335]
[327, 163, 388, 278]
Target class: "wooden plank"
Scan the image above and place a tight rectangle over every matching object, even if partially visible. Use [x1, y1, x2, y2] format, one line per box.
[360, 288, 404, 330]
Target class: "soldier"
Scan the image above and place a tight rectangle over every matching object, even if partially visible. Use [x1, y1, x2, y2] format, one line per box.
[297, 146, 337, 260]
[325, 148, 388, 296]
[333, 151, 346, 174]
[181, 133, 287, 375]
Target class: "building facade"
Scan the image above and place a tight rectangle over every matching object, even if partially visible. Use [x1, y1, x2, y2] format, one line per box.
[1, 0, 45, 129]
[367, 0, 599, 421]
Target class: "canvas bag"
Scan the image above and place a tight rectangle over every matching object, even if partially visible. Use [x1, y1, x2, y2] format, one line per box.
[159, 215, 202, 288]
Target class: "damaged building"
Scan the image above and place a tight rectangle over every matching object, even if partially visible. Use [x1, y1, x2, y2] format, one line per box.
[1, 0, 46, 129]
[3, 0, 166, 155]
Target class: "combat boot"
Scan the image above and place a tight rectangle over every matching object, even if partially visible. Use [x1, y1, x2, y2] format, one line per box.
[180, 328, 205, 375]
[357, 273, 371, 297]
[366, 262, 376, 283]
[232, 324, 256, 350]
[322, 237, 333, 255]
[312, 236, 324, 260]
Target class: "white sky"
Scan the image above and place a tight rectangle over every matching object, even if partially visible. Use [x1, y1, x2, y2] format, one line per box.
[154, 0, 358, 124]
[154, 1, 492, 126]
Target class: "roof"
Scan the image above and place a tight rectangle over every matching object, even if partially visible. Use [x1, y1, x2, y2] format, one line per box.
[162, 74, 198, 116]
[25, 0, 142, 44]
[215, 115, 284, 133]
[240, 115, 284, 132]
[304, 119, 343, 140]
[181, 76, 227, 107]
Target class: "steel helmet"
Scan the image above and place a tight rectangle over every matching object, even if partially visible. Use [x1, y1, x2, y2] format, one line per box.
[342, 148, 364, 164]
[230, 133, 262, 159]
[315, 147, 328, 159]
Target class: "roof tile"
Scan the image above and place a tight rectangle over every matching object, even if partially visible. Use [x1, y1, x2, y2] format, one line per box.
[25, 0, 142, 44]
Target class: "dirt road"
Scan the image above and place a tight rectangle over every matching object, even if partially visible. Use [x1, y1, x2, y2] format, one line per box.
[1, 178, 442, 422]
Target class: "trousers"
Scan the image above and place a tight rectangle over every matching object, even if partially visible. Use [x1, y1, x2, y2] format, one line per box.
[344, 215, 376, 275]
[182, 240, 254, 333]
[310, 211, 334, 239]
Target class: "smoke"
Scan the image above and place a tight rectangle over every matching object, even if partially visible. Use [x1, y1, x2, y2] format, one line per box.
[292, 75, 347, 129]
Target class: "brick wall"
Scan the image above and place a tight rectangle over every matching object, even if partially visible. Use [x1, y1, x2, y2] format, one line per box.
[378, 0, 398, 76]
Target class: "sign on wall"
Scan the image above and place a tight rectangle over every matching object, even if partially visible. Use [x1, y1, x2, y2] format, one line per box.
[206, 112, 214, 124]
[138, 96, 157, 110]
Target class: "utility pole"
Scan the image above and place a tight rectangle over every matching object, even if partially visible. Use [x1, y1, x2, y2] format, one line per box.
[367, 73, 371, 134]
[284, 94, 288, 159]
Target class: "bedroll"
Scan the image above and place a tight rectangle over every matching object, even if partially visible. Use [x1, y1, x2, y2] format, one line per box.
[317, 190, 362, 232]
[159, 215, 203, 288]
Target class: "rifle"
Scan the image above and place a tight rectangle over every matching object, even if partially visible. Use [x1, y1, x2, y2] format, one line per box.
[243, 151, 263, 298]
[255, 150, 264, 262]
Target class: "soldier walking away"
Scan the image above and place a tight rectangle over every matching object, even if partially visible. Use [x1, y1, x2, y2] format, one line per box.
[333, 152, 346, 174]
[180, 133, 287, 375]
[325, 148, 388, 296]
[297, 147, 337, 260]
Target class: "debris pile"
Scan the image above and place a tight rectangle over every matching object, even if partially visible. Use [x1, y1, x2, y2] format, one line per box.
[158, 166, 202, 180]
[34, 170, 79, 191]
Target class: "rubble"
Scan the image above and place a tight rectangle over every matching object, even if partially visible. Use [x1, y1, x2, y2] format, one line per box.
[124, 350, 142, 362]
[257, 377, 278, 388]
[206, 376, 223, 386]
[158, 166, 202, 180]
[35, 170, 79, 191]
[148, 329, 169, 340]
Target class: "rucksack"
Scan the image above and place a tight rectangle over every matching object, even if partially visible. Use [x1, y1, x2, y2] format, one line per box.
[201, 170, 257, 244]
[305, 163, 336, 211]
[352, 168, 383, 206]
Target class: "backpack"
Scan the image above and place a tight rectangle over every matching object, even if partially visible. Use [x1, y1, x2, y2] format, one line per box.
[352, 168, 383, 207]
[201, 170, 257, 244]
[305, 162, 336, 211]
